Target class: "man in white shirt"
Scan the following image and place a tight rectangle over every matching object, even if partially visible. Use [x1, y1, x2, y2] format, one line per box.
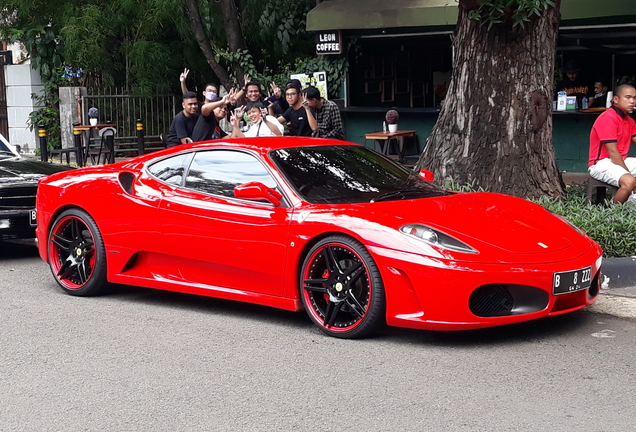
[230, 101, 284, 138]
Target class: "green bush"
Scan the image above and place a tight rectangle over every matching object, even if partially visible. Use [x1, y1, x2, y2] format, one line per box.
[449, 180, 636, 258]
[533, 183, 636, 258]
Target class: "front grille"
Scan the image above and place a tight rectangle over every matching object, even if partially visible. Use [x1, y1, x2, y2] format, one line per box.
[0, 185, 37, 208]
[469, 284, 515, 317]
[469, 284, 549, 317]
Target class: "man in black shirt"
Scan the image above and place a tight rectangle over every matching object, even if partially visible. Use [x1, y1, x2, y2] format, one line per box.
[166, 92, 199, 147]
[191, 94, 233, 142]
[277, 83, 314, 136]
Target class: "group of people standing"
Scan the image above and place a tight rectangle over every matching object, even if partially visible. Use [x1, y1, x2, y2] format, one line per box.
[165, 69, 345, 147]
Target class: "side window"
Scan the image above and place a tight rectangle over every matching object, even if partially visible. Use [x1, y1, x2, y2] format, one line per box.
[184, 150, 278, 199]
[147, 153, 190, 186]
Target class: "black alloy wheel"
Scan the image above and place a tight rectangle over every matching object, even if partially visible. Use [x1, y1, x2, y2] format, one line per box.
[48, 208, 107, 296]
[300, 235, 385, 338]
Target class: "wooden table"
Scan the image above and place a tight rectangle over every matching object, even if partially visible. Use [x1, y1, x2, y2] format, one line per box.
[364, 130, 417, 163]
[75, 124, 117, 165]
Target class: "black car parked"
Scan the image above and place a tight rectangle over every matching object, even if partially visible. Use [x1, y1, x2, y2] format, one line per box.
[0, 138, 73, 240]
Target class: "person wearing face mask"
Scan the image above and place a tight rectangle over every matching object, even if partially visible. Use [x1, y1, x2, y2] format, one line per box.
[180, 68, 219, 107]
[229, 101, 283, 138]
[588, 78, 609, 109]
[179, 68, 237, 113]
[191, 91, 235, 142]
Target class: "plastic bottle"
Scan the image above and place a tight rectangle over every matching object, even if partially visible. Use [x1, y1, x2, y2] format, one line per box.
[582, 96, 588, 110]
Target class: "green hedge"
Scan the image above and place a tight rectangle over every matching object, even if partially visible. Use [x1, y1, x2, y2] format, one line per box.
[533, 183, 636, 258]
[448, 181, 636, 258]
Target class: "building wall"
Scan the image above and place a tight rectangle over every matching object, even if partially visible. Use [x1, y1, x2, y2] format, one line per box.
[344, 110, 636, 173]
[4, 60, 42, 153]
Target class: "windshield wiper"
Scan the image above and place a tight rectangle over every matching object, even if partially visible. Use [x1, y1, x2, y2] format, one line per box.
[371, 189, 425, 203]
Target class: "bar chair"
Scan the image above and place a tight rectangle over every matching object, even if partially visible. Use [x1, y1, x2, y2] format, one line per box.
[88, 126, 117, 165]
[587, 177, 617, 205]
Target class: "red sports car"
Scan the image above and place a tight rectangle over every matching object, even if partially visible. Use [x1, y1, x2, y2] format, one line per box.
[36, 138, 602, 338]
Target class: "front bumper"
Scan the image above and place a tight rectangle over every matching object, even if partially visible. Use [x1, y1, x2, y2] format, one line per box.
[0, 209, 36, 240]
[369, 244, 603, 331]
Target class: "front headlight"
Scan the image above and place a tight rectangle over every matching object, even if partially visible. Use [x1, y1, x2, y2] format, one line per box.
[399, 223, 479, 254]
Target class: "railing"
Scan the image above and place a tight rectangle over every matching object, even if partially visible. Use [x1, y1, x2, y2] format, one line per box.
[82, 92, 177, 140]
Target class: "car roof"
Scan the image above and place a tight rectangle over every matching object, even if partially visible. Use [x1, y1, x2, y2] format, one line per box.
[186, 137, 361, 154]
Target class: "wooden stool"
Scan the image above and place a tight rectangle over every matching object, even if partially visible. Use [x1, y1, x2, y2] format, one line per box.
[587, 177, 617, 204]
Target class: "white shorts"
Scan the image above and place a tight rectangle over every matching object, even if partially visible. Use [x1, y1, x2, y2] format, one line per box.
[588, 157, 636, 187]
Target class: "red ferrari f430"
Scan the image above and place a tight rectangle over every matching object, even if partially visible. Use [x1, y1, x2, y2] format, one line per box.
[36, 138, 602, 338]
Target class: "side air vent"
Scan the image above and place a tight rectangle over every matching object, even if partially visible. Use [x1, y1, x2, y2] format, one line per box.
[118, 172, 135, 194]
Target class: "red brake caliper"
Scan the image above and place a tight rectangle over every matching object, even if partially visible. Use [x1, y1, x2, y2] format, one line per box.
[322, 269, 330, 302]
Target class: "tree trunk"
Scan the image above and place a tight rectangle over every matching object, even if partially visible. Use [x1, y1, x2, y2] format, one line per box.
[416, 0, 564, 198]
[218, 0, 246, 84]
[182, 0, 232, 89]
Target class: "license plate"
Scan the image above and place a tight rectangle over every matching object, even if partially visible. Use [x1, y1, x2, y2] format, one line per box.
[553, 266, 592, 295]
[29, 209, 37, 227]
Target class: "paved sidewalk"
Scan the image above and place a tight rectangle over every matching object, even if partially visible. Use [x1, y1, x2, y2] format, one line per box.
[589, 258, 636, 320]
[589, 287, 636, 320]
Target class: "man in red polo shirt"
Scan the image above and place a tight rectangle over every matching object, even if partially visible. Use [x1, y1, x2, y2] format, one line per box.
[588, 84, 636, 204]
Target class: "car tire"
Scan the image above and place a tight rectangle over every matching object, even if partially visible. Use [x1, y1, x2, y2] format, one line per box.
[47, 208, 108, 296]
[300, 235, 385, 338]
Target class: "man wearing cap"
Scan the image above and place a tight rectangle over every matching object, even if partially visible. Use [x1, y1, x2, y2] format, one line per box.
[556, 60, 590, 109]
[588, 84, 636, 204]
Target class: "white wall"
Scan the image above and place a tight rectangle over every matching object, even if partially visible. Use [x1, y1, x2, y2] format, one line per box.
[4, 60, 43, 153]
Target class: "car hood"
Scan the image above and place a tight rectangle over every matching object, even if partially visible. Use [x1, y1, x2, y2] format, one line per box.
[0, 158, 74, 184]
[347, 192, 594, 260]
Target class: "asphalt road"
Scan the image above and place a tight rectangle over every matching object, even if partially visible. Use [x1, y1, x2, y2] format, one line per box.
[2, 241, 636, 431]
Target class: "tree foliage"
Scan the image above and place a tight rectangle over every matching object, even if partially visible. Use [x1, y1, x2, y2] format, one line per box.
[0, 0, 352, 151]
[1, 0, 205, 94]
[1, 0, 348, 96]
[182, 0, 348, 97]
[465, 0, 556, 29]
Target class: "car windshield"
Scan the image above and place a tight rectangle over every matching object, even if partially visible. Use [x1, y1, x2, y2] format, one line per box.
[270, 145, 451, 204]
[0, 151, 15, 160]
[0, 138, 19, 160]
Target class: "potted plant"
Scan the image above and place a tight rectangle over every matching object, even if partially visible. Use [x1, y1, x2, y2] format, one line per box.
[88, 107, 99, 126]
[385, 109, 399, 133]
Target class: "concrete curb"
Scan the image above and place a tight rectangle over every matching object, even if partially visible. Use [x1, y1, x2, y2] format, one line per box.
[589, 294, 636, 320]
[589, 257, 636, 319]
[602, 256, 636, 289]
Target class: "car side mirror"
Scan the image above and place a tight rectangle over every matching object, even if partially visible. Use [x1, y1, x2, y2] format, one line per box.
[418, 169, 434, 182]
[234, 182, 283, 206]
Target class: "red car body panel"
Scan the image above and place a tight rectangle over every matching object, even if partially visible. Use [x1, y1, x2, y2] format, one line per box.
[36, 138, 603, 331]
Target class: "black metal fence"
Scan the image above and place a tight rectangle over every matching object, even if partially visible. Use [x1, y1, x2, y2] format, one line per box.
[82, 90, 177, 139]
